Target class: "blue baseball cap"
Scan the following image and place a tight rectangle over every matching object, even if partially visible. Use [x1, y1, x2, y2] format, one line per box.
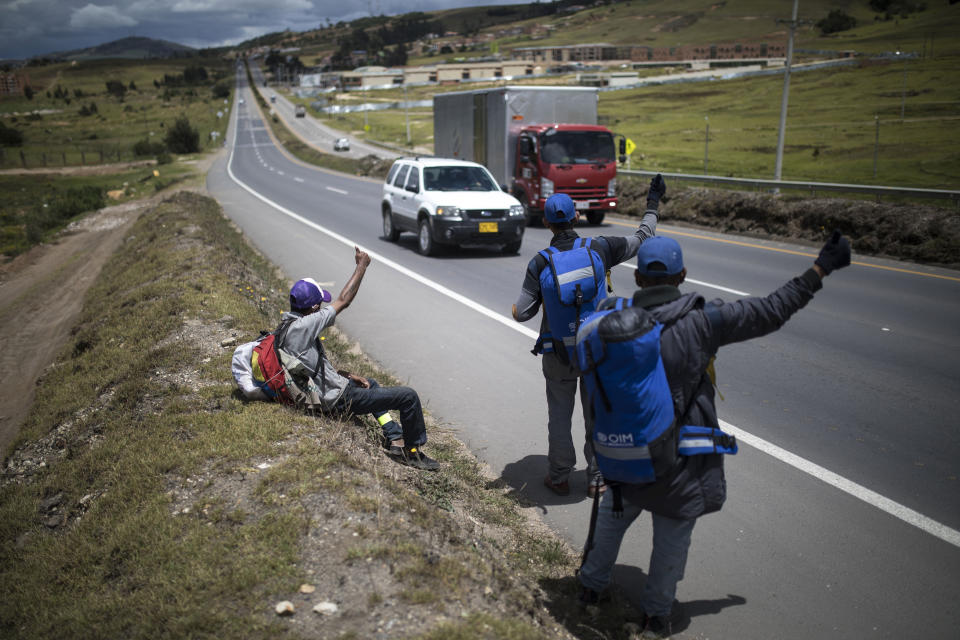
[543, 193, 577, 223]
[290, 278, 332, 311]
[636, 237, 684, 276]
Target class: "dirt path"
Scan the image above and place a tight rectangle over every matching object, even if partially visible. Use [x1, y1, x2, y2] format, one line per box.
[0, 199, 152, 455]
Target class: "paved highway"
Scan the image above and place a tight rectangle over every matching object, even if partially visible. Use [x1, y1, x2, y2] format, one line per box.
[208, 67, 960, 638]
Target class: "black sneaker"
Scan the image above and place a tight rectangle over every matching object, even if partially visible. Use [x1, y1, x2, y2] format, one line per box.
[397, 446, 440, 471]
[384, 439, 404, 457]
[578, 586, 601, 605]
[642, 614, 672, 639]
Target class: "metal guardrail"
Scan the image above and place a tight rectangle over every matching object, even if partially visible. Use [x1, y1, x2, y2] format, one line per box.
[619, 169, 960, 203]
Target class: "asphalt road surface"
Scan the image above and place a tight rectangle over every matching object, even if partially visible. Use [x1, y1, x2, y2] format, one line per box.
[207, 67, 960, 638]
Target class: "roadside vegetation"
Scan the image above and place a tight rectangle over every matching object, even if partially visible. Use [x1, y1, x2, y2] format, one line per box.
[0, 57, 232, 169]
[0, 190, 649, 640]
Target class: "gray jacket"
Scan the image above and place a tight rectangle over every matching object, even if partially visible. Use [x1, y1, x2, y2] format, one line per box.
[621, 268, 824, 519]
[277, 308, 349, 408]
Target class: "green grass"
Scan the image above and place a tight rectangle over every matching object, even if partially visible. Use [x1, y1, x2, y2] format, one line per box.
[0, 57, 232, 169]
[601, 54, 960, 188]
[0, 160, 199, 257]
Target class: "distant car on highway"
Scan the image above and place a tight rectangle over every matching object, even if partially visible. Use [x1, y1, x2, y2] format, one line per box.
[238, 98, 245, 105]
[295, 105, 305, 118]
[381, 157, 526, 256]
[270, 94, 277, 103]
[333, 138, 350, 152]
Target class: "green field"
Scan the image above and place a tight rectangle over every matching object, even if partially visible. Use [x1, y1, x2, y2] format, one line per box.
[0, 57, 233, 169]
[601, 54, 960, 188]
[279, 3, 960, 189]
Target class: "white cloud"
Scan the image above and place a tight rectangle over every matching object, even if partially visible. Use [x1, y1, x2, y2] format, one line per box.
[171, 0, 312, 13]
[70, 3, 138, 29]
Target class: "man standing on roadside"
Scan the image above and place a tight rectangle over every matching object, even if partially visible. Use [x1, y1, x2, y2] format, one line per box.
[577, 232, 851, 638]
[279, 246, 440, 471]
[512, 176, 665, 498]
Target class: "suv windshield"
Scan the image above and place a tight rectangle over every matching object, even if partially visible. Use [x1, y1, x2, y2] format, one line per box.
[423, 166, 497, 192]
[539, 131, 615, 165]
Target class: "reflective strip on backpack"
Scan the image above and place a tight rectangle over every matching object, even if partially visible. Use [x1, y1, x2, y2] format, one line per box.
[557, 266, 598, 286]
[593, 442, 652, 461]
[678, 425, 738, 456]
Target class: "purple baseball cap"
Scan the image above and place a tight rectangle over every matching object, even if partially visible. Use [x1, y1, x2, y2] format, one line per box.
[289, 278, 332, 311]
[636, 236, 684, 276]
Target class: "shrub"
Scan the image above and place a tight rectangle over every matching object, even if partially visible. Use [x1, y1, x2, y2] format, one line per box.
[164, 116, 199, 154]
[817, 9, 857, 34]
[133, 138, 167, 157]
[212, 81, 231, 99]
[25, 186, 105, 242]
[0, 122, 24, 146]
[105, 80, 127, 98]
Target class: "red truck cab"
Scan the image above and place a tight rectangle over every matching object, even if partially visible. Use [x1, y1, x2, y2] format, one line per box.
[513, 124, 623, 226]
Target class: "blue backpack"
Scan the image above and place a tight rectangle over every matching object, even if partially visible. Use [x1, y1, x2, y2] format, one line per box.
[536, 238, 606, 362]
[575, 297, 738, 485]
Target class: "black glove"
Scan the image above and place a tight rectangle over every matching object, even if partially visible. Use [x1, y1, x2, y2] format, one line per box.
[815, 230, 851, 275]
[647, 174, 666, 209]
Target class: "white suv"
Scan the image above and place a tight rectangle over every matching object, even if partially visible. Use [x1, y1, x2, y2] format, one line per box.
[381, 157, 526, 255]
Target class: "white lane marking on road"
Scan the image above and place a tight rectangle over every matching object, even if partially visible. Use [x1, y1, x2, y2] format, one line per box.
[294, 177, 305, 183]
[325, 186, 348, 195]
[225, 130, 960, 550]
[615, 263, 749, 296]
[721, 420, 960, 548]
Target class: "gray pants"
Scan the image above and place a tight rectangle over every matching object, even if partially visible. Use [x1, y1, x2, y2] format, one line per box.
[579, 494, 696, 617]
[543, 351, 600, 485]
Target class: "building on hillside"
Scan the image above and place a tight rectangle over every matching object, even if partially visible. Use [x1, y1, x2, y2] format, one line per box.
[311, 60, 539, 90]
[511, 41, 787, 64]
[0, 72, 29, 96]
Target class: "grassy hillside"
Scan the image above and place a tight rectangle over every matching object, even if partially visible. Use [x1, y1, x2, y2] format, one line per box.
[0, 190, 653, 639]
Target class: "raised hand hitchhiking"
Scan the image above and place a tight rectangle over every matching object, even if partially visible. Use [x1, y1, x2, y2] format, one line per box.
[647, 174, 666, 205]
[815, 230, 851, 275]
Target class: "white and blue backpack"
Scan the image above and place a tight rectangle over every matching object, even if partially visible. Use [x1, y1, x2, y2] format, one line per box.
[535, 238, 606, 362]
[575, 297, 738, 485]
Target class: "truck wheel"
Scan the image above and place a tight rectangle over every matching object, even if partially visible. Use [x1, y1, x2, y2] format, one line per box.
[502, 241, 522, 255]
[417, 219, 437, 256]
[382, 209, 400, 242]
[586, 211, 605, 225]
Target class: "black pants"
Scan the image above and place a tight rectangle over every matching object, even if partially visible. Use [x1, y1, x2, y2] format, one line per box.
[332, 378, 427, 447]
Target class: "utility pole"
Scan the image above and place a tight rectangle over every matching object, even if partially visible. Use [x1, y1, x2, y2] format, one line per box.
[873, 115, 880, 178]
[774, 0, 801, 183]
[404, 82, 411, 145]
[899, 50, 908, 121]
[704, 116, 709, 175]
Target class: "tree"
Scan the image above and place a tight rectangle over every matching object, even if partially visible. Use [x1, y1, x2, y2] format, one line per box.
[817, 9, 857, 34]
[0, 121, 24, 146]
[164, 116, 199, 153]
[105, 80, 127, 98]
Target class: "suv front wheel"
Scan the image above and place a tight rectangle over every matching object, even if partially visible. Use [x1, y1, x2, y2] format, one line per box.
[417, 219, 437, 256]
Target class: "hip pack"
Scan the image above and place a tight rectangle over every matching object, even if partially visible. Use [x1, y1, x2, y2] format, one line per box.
[575, 297, 738, 485]
[535, 238, 605, 362]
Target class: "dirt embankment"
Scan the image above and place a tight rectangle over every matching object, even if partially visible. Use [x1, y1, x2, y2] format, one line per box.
[618, 181, 960, 269]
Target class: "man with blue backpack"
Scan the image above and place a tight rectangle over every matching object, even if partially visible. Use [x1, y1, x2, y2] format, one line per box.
[576, 232, 851, 638]
[511, 176, 665, 498]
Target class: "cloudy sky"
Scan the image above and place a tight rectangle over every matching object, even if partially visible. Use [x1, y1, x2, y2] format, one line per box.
[0, 0, 532, 60]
